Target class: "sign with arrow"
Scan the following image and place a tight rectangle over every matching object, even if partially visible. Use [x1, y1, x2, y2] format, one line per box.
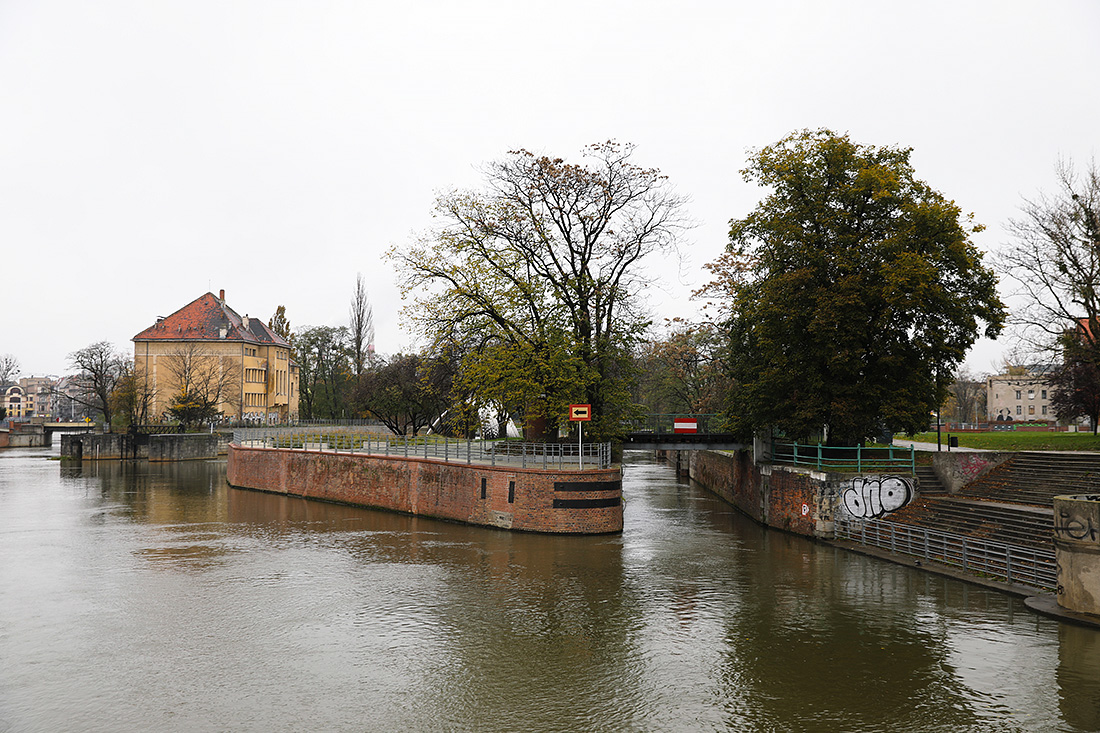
[569, 404, 592, 421]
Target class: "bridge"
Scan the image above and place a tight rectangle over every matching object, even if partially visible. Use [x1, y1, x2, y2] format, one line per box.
[621, 414, 747, 451]
[41, 421, 100, 435]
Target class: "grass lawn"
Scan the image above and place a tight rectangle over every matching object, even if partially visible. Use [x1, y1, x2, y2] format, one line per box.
[904, 430, 1100, 452]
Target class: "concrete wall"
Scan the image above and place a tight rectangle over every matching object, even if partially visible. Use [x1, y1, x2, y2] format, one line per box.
[929, 451, 1014, 493]
[61, 433, 140, 460]
[227, 444, 623, 534]
[664, 449, 918, 541]
[149, 433, 219, 462]
[1054, 494, 1100, 615]
[0, 424, 48, 448]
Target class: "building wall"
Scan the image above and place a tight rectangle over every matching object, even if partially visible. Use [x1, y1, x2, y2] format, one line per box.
[227, 444, 624, 534]
[986, 373, 1053, 422]
[134, 339, 298, 422]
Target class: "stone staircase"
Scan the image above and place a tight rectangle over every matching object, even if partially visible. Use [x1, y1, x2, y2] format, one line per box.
[881, 452, 1100, 551]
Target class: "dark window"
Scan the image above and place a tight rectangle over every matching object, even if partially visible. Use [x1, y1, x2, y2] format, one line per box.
[508, 481, 515, 504]
[480, 477, 487, 500]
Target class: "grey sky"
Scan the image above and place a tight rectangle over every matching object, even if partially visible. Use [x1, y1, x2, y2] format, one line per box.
[2, 0, 1097, 378]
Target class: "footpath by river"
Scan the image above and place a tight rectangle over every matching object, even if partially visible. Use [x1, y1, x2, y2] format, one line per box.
[2, 440, 1100, 732]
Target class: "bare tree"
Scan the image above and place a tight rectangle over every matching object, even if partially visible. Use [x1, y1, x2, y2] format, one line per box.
[161, 344, 242, 429]
[947, 367, 986, 424]
[349, 273, 375, 377]
[67, 341, 126, 430]
[110, 359, 157, 428]
[997, 158, 1100, 360]
[0, 354, 19, 384]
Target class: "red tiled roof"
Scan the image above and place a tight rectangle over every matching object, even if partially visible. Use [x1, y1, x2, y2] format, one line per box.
[132, 292, 290, 347]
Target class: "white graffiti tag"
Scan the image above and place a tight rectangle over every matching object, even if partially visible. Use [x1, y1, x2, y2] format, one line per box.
[841, 476, 913, 519]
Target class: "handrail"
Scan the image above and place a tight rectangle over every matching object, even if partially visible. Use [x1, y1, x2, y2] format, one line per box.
[771, 441, 915, 474]
[232, 426, 613, 470]
[835, 516, 1056, 589]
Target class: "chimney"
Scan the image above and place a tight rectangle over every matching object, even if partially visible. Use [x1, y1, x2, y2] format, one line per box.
[219, 289, 225, 301]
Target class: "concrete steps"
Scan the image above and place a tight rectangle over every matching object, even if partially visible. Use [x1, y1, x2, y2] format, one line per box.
[959, 452, 1100, 506]
[885, 495, 1053, 550]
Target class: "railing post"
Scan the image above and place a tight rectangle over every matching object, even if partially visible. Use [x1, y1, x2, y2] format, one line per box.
[1006, 547, 1013, 584]
[857, 444, 862, 473]
[817, 442, 822, 471]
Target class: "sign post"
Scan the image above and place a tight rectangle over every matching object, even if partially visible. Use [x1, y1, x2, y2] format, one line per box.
[569, 404, 592, 469]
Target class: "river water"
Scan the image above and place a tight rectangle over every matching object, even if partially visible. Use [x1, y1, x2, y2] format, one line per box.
[2, 442, 1099, 733]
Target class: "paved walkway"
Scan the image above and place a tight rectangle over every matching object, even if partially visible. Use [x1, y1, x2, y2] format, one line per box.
[892, 438, 989, 452]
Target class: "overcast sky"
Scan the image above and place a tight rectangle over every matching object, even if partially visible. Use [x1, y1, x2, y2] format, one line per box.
[2, 0, 1097, 378]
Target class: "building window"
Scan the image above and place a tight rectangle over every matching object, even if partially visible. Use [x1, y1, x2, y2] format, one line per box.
[1016, 405, 1022, 415]
[1029, 405, 1035, 415]
[1028, 389, 1035, 399]
[1042, 390, 1047, 399]
[1015, 390, 1022, 400]
[1042, 405, 1048, 415]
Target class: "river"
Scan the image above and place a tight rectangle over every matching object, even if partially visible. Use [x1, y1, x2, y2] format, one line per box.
[1, 442, 1099, 732]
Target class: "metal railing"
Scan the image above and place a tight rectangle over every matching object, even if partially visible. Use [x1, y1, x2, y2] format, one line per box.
[772, 442, 916, 474]
[835, 516, 1056, 590]
[232, 426, 613, 470]
[623, 414, 725, 435]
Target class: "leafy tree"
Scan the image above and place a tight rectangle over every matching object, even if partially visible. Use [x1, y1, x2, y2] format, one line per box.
[349, 273, 375, 378]
[702, 129, 1004, 445]
[1049, 340, 1100, 434]
[67, 341, 127, 430]
[996, 158, 1100, 361]
[635, 321, 729, 415]
[352, 353, 449, 435]
[0, 354, 19, 384]
[296, 325, 350, 419]
[391, 141, 687, 440]
[268, 305, 292, 342]
[109, 359, 157, 429]
[161, 344, 241, 429]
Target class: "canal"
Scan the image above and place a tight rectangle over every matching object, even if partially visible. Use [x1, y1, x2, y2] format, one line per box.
[2, 443, 1099, 732]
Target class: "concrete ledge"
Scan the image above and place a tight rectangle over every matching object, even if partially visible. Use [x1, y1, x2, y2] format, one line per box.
[1025, 594, 1100, 629]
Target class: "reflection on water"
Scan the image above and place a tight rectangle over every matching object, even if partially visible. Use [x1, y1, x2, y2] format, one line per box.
[1, 446, 1097, 732]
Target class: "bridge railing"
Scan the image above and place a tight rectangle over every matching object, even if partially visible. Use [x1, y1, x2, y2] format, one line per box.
[771, 442, 915, 474]
[623, 414, 725, 435]
[835, 516, 1056, 589]
[232, 427, 613, 470]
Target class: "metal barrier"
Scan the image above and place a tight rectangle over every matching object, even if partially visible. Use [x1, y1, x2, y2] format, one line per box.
[835, 516, 1056, 590]
[772, 442, 916, 474]
[232, 427, 613, 470]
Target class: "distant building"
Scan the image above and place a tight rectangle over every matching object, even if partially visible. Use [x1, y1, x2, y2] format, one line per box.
[986, 367, 1053, 423]
[1, 376, 56, 418]
[132, 290, 299, 423]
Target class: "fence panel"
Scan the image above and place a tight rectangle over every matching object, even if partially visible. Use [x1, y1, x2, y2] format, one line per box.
[232, 427, 613, 470]
[835, 517, 1056, 589]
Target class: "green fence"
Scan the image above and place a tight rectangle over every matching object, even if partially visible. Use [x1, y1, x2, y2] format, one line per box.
[771, 442, 915, 474]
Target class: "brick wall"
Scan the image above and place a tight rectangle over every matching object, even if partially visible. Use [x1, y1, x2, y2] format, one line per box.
[227, 444, 623, 534]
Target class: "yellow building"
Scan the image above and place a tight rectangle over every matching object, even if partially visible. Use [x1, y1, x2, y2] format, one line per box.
[133, 290, 298, 423]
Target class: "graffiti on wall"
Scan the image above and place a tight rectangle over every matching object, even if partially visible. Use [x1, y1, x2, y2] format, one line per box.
[840, 476, 914, 519]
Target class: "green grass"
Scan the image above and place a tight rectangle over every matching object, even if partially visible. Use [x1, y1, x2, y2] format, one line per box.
[904, 430, 1100, 451]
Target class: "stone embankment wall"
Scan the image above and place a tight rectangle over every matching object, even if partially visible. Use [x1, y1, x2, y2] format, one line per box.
[0, 424, 49, 448]
[61, 433, 137, 460]
[663, 448, 1018, 540]
[227, 443, 624, 534]
[149, 434, 219, 462]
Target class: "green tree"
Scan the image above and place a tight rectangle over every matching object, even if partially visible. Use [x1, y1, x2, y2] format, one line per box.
[296, 325, 350, 419]
[268, 305, 292, 342]
[703, 129, 1004, 445]
[1049, 338, 1100, 434]
[391, 141, 687, 439]
[352, 353, 450, 435]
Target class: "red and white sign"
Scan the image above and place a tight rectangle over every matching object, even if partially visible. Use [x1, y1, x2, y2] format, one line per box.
[673, 419, 698, 434]
[569, 404, 592, 421]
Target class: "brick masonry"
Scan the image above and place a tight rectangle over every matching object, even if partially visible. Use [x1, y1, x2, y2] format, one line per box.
[227, 444, 623, 534]
[665, 449, 838, 539]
